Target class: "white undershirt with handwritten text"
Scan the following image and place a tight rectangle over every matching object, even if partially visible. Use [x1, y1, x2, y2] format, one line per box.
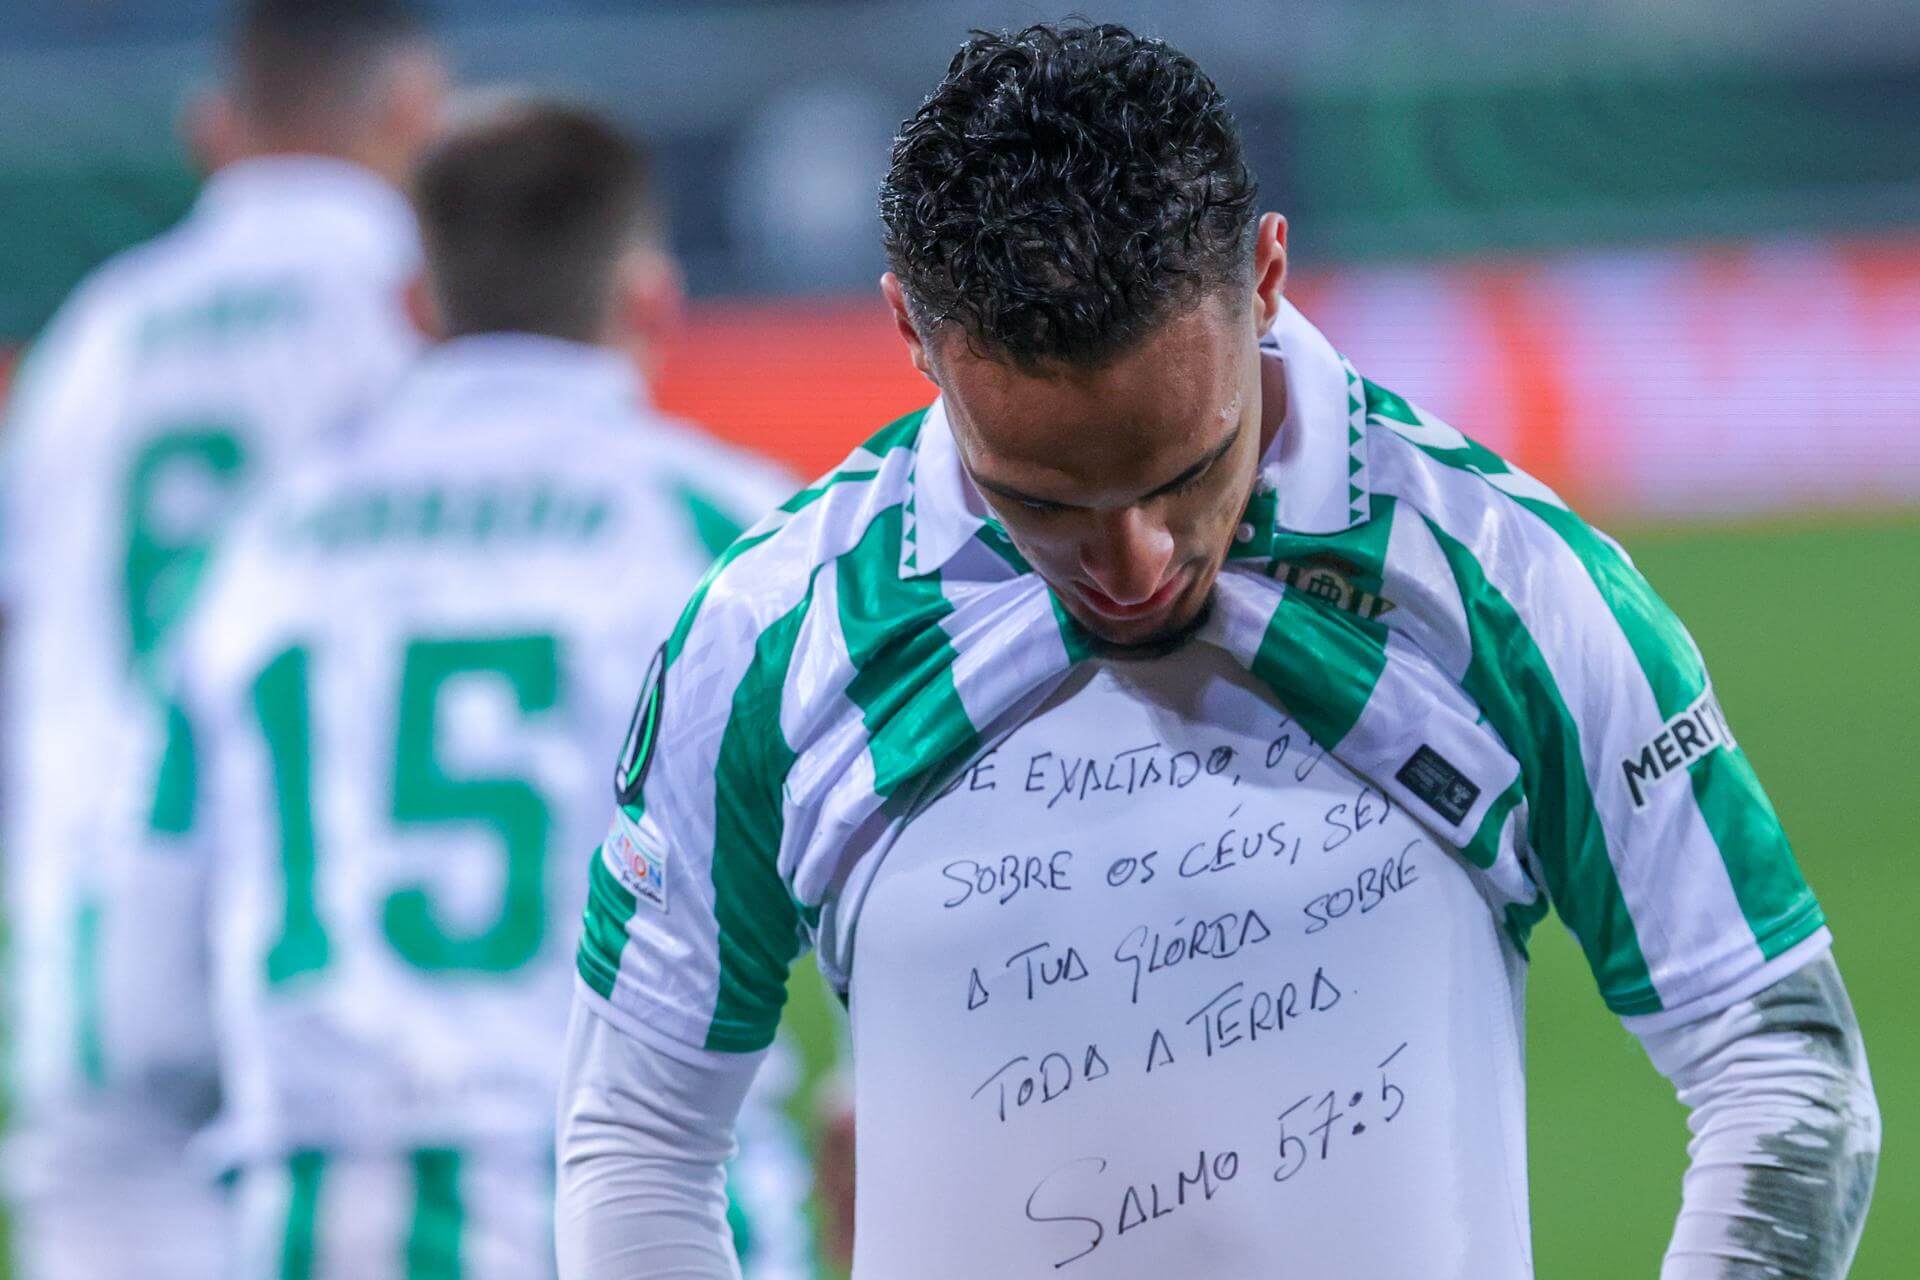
[848, 647, 1534, 1278]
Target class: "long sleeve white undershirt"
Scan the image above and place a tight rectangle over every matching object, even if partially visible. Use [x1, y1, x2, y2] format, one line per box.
[1637, 955, 1879, 1279]
[555, 999, 762, 1280]
[555, 956, 1879, 1278]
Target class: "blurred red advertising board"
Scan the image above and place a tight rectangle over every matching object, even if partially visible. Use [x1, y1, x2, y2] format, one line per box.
[652, 295, 933, 483]
[657, 236, 1920, 517]
[5, 236, 1917, 518]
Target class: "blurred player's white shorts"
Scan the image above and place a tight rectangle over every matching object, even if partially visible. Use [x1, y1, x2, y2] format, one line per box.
[5, 1109, 225, 1280]
[229, 1148, 554, 1280]
[226, 1138, 821, 1280]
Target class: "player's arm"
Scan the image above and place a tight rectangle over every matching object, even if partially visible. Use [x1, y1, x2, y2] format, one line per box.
[100, 623, 224, 1120]
[1413, 469, 1881, 1266]
[1633, 954, 1877, 1279]
[0, 293, 124, 630]
[1522, 531, 1882, 1270]
[556, 995, 760, 1278]
[560, 567, 816, 1276]
[3, 298, 221, 1114]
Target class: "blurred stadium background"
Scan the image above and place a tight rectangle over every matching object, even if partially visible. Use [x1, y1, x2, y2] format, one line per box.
[1, 1, 1914, 1275]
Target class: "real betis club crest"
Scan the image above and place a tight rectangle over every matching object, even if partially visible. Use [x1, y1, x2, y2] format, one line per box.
[1272, 560, 1396, 621]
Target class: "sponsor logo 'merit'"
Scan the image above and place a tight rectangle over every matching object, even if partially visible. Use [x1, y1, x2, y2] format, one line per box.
[1621, 688, 1738, 810]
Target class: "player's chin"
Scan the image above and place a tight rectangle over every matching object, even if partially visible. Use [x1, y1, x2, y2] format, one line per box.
[1074, 577, 1214, 653]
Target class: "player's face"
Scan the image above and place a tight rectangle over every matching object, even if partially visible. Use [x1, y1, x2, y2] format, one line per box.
[935, 295, 1268, 649]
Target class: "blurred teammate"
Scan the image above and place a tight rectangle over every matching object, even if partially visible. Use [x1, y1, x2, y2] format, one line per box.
[144, 101, 813, 1277]
[0, 3, 444, 1275]
[559, 23, 1878, 1279]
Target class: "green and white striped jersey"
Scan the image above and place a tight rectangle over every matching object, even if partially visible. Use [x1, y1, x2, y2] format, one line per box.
[579, 298, 1824, 1057]
[152, 335, 793, 1161]
[0, 157, 419, 1173]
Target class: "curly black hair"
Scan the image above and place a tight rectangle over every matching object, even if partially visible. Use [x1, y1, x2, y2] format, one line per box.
[880, 22, 1259, 369]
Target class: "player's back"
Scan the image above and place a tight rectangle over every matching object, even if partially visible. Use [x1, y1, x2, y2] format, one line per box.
[0, 157, 420, 1121]
[176, 333, 784, 1163]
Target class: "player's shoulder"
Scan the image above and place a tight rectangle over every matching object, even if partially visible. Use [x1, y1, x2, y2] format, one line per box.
[1356, 374, 1636, 571]
[14, 223, 198, 378]
[70, 217, 210, 312]
[644, 412, 797, 508]
[604, 411, 797, 558]
[662, 405, 932, 639]
[0, 224, 219, 455]
[1346, 371, 1695, 701]
[81, 198, 409, 362]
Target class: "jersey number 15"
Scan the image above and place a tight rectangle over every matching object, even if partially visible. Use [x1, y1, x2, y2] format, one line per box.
[251, 634, 560, 984]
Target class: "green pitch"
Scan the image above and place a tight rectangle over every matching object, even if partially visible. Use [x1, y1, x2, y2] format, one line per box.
[781, 508, 1920, 1279]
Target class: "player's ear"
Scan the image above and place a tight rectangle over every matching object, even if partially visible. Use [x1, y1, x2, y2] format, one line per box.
[402, 274, 442, 343]
[376, 48, 452, 176]
[611, 246, 684, 382]
[621, 247, 684, 343]
[1249, 212, 1288, 335]
[881, 273, 936, 385]
[180, 87, 241, 179]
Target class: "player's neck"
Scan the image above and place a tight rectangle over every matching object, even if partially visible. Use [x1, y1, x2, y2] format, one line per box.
[228, 131, 407, 191]
[1257, 343, 1289, 456]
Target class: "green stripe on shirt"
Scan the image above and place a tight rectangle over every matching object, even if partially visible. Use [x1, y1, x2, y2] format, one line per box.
[280, 1150, 325, 1280]
[576, 847, 638, 1002]
[1506, 497, 1820, 959]
[73, 895, 105, 1087]
[1424, 515, 1659, 1014]
[406, 1148, 464, 1279]
[837, 503, 980, 803]
[1248, 495, 1400, 751]
[706, 576, 818, 1052]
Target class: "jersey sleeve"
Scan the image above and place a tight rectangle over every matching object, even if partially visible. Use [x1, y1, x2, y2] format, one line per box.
[1562, 531, 1821, 1019]
[1367, 396, 1826, 1021]
[576, 556, 815, 1055]
[0, 295, 125, 607]
[664, 439, 798, 562]
[96, 565, 225, 1110]
[1420, 471, 1826, 1020]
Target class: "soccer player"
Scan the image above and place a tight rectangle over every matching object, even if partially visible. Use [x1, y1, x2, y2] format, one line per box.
[557, 22, 1880, 1279]
[0, 3, 443, 1275]
[142, 100, 812, 1278]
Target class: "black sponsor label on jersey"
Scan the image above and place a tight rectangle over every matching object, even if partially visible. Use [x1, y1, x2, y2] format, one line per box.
[1620, 688, 1737, 810]
[615, 646, 666, 808]
[1395, 744, 1480, 827]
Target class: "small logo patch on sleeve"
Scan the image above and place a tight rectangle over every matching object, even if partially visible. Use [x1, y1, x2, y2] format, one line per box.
[1395, 745, 1481, 827]
[615, 646, 666, 808]
[607, 819, 667, 912]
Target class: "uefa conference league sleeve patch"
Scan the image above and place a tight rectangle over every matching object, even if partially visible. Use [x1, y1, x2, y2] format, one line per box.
[615, 645, 665, 809]
[608, 646, 669, 913]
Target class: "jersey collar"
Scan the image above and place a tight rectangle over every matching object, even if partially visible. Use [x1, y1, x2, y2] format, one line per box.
[900, 396, 984, 576]
[1258, 296, 1372, 539]
[394, 333, 647, 425]
[193, 155, 421, 277]
[900, 298, 1372, 579]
